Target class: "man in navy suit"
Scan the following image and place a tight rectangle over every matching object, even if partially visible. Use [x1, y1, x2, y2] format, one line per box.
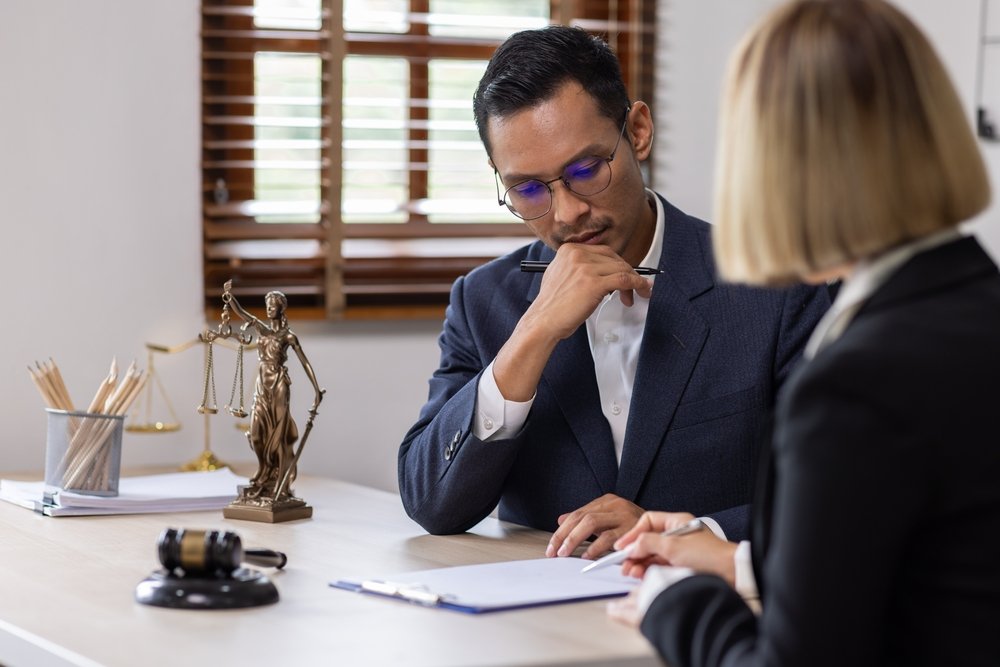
[398, 26, 828, 559]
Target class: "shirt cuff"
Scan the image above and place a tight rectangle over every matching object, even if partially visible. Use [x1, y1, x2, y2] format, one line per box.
[636, 565, 695, 618]
[697, 515, 726, 541]
[733, 540, 759, 601]
[473, 360, 534, 441]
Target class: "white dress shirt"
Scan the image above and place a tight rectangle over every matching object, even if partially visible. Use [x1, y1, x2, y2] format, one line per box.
[474, 188, 665, 466]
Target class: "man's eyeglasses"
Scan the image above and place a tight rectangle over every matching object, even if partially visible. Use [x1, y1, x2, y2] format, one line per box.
[494, 109, 631, 221]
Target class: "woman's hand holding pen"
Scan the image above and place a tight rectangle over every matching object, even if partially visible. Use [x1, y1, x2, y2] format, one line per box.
[615, 511, 738, 583]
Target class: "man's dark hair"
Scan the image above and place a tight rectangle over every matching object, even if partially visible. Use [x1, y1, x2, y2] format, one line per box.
[472, 25, 631, 156]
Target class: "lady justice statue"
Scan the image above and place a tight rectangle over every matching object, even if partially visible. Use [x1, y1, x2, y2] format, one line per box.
[203, 281, 325, 523]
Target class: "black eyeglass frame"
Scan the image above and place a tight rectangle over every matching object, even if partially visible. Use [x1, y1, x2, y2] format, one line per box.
[493, 107, 632, 221]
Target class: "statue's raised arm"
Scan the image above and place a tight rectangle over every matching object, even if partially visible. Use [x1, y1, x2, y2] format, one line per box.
[222, 282, 267, 336]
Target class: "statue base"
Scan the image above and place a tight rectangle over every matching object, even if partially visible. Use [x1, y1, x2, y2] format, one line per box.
[223, 487, 313, 523]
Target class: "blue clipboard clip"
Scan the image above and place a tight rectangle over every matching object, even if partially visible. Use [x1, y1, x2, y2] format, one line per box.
[359, 579, 443, 606]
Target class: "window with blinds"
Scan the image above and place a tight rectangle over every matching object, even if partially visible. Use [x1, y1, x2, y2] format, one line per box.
[201, 0, 656, 319]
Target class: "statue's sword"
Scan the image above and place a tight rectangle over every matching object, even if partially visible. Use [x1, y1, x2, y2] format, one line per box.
[273, 405, 319, 501]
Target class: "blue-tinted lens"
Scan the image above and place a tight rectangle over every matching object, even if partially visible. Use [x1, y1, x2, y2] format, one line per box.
[566, 157, 604, 181]
[504, 179, 551, 219]
[510, 180, 548, 201]
[564, 157, 610, 195]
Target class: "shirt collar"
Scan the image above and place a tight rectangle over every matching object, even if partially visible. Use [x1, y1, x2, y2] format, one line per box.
[591, 188, 663, 312]
[804, 228, 962, 359]
[639, 188, 665, 272]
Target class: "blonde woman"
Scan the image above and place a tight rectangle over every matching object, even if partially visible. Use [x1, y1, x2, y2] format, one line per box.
[609, 1, 1000, 665]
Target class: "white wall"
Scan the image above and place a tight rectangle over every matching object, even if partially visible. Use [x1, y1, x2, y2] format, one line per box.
[0, 1, 442, 492]
[2, 0, 997, 492]
[653, 0, 1000, 257]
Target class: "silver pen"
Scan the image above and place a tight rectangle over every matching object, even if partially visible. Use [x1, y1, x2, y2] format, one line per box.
[579, 518, 705, 574]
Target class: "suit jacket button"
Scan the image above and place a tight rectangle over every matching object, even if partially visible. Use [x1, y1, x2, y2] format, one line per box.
[445, 430, 461, 460]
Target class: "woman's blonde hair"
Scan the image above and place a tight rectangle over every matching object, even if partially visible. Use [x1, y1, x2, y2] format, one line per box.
[713, 0, 991, 285]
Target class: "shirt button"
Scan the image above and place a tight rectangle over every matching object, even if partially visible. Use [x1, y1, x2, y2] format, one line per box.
[483, 418, 494, 430]
[603, 332, 619, 343]
[611, 402, 622, 415]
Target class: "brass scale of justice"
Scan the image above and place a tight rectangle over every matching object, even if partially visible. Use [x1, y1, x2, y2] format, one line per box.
[129, 283, 318, 522]
[127, 331, 253, 473]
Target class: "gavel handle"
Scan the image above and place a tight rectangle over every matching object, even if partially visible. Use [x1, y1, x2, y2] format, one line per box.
[243, 548, 287, 569]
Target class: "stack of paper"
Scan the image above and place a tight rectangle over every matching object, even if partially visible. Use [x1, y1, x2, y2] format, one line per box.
[0, 468, 246, 516]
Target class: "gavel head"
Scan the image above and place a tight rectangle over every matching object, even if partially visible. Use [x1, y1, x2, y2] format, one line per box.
[157, 528, 243, 577]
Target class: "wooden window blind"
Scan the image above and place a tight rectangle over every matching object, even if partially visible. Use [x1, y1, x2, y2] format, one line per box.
[201, 0, 656, 320]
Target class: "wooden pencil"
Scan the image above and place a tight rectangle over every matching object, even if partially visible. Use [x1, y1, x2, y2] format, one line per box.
[62, 364, 144, 492]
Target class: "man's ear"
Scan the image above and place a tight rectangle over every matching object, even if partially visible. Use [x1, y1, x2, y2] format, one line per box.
[627, 101, 654, 161]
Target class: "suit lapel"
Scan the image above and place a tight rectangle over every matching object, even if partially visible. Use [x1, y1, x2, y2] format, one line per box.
[527, 245, 617, 491]
[615, 273, 708, 500]
[751, 427, 775, 601]
[543, 329, 619, 492]
[616, 197, 714, 501]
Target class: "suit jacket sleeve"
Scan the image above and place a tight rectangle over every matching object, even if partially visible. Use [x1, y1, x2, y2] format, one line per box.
[397, 274, 524, 534]
[773, 283, 829, 389]
[703, 281, 829, 541]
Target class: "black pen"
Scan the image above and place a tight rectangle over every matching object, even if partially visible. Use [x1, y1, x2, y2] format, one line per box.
[520, 260, 662, 275]
[243, 548, 288, 569]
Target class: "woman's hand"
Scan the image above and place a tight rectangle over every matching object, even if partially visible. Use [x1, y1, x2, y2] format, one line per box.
[606, 589, 643, 628]
[615, 511, 738, 582]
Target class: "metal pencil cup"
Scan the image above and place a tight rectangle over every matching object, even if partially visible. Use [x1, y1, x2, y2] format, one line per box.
[44, 409, 124, 497]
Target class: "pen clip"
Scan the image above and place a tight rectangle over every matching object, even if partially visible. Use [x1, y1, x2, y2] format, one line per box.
[360, 579, 442, 606]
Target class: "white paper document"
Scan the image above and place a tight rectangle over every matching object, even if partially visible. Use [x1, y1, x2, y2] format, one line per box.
[331, 556, 640, 613]
[0, 468, 246, 516]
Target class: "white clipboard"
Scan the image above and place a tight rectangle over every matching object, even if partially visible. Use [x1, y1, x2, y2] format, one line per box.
[331, 557, 639, 614]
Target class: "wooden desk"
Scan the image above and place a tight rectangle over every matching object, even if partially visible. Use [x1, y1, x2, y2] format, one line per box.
[0, 476, 658, 667]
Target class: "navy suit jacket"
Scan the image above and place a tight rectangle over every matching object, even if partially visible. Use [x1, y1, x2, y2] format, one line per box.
[399, 196, 829, 540]
[641, 236, 1000, 666]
